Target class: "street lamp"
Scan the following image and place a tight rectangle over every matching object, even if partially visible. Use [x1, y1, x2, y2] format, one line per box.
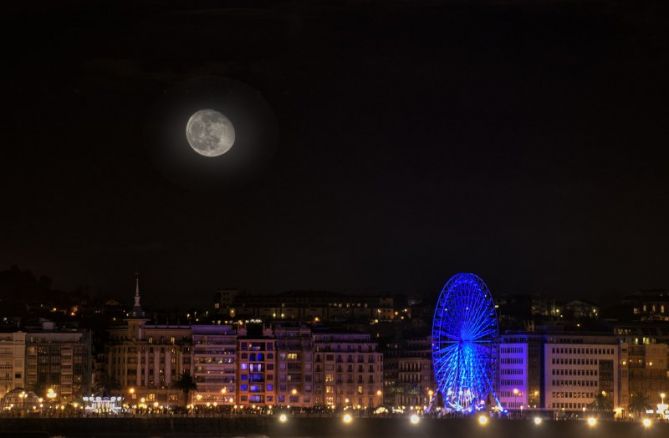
[423, 388, 433, 406]
[512, 388, 521, 413]
[642, 418, 653, 429]
[661, 393, 666, 404]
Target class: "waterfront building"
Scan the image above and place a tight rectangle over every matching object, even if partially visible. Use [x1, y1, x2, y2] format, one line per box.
[383, 336, 433, 408]
[0, 327, 91, 402]
[544, 334, 627, 412]
[191, 324, 237, 406]
[498, 333, 629, 413]
[236, 326, 277, 406]
[313, 331, 383, 408]
[24, 328, 92, 402]
[0, 332, 26, 397]
[498, 334, 543, 410]
[106, 278, 191, 406]
[275, 325, 314, 407]
[613, 323, 669, 409]
[628, 342, 669, 405]
[106, 280, 387, 408]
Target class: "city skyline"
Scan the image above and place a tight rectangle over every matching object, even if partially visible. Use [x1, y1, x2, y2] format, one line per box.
[2, 0, 669, 436]
[1, 267, 669, 425]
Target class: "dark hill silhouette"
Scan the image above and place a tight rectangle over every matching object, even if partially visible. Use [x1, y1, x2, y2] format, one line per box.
[0, 265, 91, 317]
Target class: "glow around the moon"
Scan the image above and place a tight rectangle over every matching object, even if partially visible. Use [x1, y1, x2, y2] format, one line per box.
[185, 109, 235, 157]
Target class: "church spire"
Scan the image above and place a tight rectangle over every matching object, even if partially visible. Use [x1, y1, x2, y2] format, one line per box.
[130, 272, 145, 318]
[134, 273, 141, 308]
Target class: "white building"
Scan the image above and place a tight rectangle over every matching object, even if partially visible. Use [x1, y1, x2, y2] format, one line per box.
[499, 342, 529, 409]
[544, 335, 625, 411]
[498, 334, 542, 410]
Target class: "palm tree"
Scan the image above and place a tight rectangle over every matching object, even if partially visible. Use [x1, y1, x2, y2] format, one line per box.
[629, 392, 651, 417]
[588, 392, 613, 412]
[174, 371, 197, 407]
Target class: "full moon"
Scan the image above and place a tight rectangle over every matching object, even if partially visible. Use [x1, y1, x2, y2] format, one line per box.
[185, 109, 235, 157]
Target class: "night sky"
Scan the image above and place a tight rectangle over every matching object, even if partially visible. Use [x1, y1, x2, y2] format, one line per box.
[2, 1, 669, 306]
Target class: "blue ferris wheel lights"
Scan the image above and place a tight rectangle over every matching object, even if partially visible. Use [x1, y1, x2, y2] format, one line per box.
[431, 273, 500, 413]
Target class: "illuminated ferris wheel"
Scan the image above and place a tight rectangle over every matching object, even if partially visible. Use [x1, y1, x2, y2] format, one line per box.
[431, 273, 499, 413]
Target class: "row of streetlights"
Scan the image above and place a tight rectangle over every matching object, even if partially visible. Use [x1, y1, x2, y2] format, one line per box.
[124, 384, 669, 419]
[278, 412, 414, 426]
[476, 414, 656, 430]
[507, 389, 668, 416]
[277, 412, 656, 429]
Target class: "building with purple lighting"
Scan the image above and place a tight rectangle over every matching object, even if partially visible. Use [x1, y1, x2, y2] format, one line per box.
[498, 333, 629, 413]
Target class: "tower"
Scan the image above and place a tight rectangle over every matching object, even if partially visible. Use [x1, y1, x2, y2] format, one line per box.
[126, 273, 148, 340]
[130, 273, 145, 319]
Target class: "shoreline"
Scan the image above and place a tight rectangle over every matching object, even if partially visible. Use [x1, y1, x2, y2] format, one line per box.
[0, 416, 667, 437]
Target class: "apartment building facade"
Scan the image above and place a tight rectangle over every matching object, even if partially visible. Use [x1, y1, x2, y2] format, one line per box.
[498, 334, 542, 410]
[25, 330, 92, 402]
[312, 331, 383, 408]
[236, 330, 276, 406]
[544, 335, 627, 411]
[275, 325, 314, 407]
[191, 324, 237, 405]
[383, 336, 433, 408]
[0, 332, 26, 398]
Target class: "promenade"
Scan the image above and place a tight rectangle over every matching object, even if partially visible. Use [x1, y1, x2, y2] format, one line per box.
[0, 416, 667, 438]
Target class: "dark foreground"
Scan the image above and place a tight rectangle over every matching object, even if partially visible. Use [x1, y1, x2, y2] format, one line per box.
[0, 416, 666, 438]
